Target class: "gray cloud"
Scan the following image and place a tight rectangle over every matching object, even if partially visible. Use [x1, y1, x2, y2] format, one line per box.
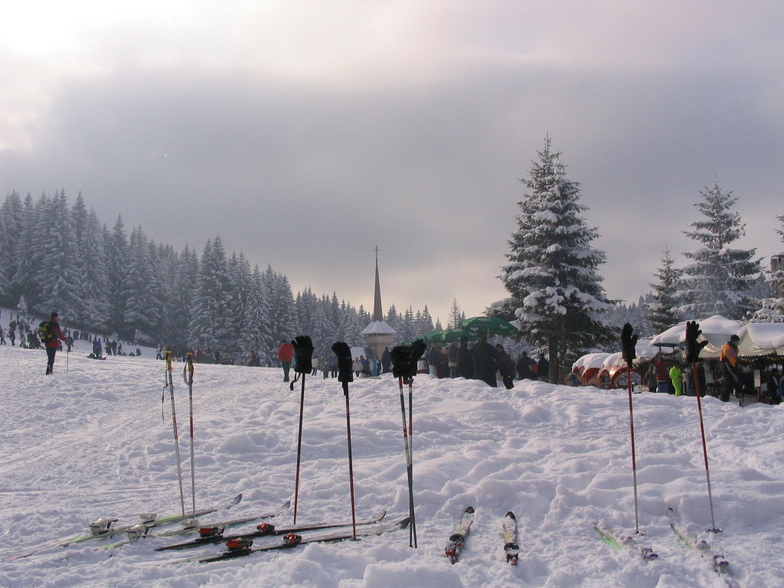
[1, 1, 783, 322]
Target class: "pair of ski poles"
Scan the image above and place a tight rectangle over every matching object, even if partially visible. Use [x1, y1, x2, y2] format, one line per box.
[292, 343, 358, 540]
[162, 350, 197, 519]
[623, 322, 719, 535]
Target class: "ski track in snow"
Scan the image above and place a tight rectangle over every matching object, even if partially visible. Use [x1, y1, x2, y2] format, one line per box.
[1, 338, 783, 587]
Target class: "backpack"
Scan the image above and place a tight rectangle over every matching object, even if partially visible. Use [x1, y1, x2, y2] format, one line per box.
[38, 321, 54, 344]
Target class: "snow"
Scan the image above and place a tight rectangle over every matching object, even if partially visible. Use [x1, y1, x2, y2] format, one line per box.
[2, 337, 784, 587]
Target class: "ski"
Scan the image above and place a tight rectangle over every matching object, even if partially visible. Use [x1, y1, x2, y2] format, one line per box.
[595, 522, 658, 561]
[667, 508, 740, 588]
[9, 493, 243, 560]
[444, 506, 475, 564]
[104, 500, 291, 549]
[168, 516, 409, 564]
[502, 511, 519, 566]
[155, 508, 386, 551]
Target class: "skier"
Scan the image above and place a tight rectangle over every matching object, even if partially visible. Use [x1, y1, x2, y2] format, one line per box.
[43, 312, 67, 375]
[719, 335, 743, 402]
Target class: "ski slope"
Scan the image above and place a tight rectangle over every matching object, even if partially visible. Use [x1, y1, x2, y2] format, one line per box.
[1, 339, 783, 587]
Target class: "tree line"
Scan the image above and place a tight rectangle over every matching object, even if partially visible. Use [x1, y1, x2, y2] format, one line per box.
[0, 190, 439, 364]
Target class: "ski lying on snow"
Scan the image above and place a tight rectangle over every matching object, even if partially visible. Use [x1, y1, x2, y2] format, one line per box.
[167, 516, 409, 564]
[8, 494, 243, 560]
[667, 508, 740, 588]
[104, 500, 291, 549]
[444, 506, 475, 564]
[502, 511, 519, 566]
[595, 522, 658, 561]
[156, 508, 385, 551]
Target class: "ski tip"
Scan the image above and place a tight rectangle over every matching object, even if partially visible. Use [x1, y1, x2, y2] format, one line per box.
[505, 511, 516, 519]
[375, 509, 387, 522]
[281, 500, 291, 509]
[234, 494, 243, 505]
[399, 517, 411, 529]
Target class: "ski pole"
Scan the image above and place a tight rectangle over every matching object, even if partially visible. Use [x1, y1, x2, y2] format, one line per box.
[343, 381, 358, 540]
[290, 336, 314, 524]
[407, 377, 418, 547]
[692, 362, 720, 532]
[166, 351, 187, 517]
[621, 323, 640, 534]
[684, 321, 720, 533]
[398, 376, 417, 547]
[185, 352, 197, 518]
[293, 372, 306, 524]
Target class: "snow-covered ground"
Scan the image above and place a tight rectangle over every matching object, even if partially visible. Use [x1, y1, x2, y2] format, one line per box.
[1, 333, 783, 587]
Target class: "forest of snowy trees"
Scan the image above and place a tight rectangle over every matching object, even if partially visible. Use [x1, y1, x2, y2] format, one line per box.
[1, 147, 780, 371]
[0, 190, 441, 365]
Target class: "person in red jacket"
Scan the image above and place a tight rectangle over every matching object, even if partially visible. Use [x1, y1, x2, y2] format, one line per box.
[277, 340, 295, 382]
[44, 312, 67, 375]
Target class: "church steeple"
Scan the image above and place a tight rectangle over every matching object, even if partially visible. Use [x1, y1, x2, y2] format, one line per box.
[373, 246, 383, 322]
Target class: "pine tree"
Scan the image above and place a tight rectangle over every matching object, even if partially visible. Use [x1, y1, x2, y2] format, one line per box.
[750, 215, 784, 323]
[678, 180, 761, 320]
[35, 191, 79, 316]
[644, 247, 683, 333]
[501, 138, 615, 382]
[105, 216, 129, 336]
[0, 192, 24, 305]
[447, 299, 462, 329]
[73, 207, 110, 330]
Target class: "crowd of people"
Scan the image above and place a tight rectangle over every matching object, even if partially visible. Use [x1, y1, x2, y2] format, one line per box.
[272, 336, 551, 389]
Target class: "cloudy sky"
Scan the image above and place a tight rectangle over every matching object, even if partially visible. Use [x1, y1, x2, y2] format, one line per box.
[2, 1, 782, 324]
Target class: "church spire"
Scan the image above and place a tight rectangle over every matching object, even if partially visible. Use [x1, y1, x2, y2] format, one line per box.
[373, 246, 383, 322]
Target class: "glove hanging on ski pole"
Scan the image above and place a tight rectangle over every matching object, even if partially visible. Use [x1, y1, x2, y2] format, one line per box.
[332, 341, 354, 396]
[390, 339, 426, 384]
[621, 323, 638, 370]
[685, 321, 709, 364]
[290, 335, 314, 390]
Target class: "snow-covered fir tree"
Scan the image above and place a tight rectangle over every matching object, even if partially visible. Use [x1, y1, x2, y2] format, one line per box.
[644, 247, 683, 334]
[750, 215, 784, 323]
[678, 180, 762, 320]
[501, 138, 615, 382]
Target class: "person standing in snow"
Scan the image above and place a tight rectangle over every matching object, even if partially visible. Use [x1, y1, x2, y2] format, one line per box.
[537, 354, 550, 383]
[447, 341, 459, 378]
[495, 344, 515, 389]
[654, 355, 670, 393]
[381, 347, 391, 374]
[44, 312, 67, 375]
[457, 336, 473, 379]
[472, 335, 497, 387]
[277, 340, 294, 382]
[719, 334, 743, 402]
[669, 363, 683, 396]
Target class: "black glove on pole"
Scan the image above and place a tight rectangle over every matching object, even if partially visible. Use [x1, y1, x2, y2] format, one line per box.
[291, 335, 313, 524]
[332, 342, 357, 539]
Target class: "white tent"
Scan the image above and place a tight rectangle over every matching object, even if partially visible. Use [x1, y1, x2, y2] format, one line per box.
[650, 315, 744, 357]
[737, 323, 784, 357]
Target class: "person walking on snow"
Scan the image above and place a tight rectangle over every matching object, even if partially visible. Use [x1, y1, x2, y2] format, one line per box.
[44, 312, 67, 375]
[277, 340, 295, 382]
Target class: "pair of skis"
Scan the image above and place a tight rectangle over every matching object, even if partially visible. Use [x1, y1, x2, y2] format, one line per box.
[443, 507, 519, 566]
[11, 493, 243, 560]
[168, 515, 409, 564]
[596, 510, 739, 587]
[155, 509, 385, 551]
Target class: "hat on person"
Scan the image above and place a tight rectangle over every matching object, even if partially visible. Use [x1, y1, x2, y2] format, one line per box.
[730, 334, 740, 342]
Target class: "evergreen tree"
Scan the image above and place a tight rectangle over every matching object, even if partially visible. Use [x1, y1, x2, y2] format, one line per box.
[105, 216, 129, 336]
[501, 138, 615, 382]
[264, 265, 299, 344]
[171, 245, 199, 347]
[35, 191, 79, 316]
[0, 192, 24, 305]
[644, 247, 683, 334]
[447, 299, 463, 329]
[750, 215, 784, 323]
[189, 237, 234, 359]
[73, 207, 110, 330]
[678, 180, 761, 320]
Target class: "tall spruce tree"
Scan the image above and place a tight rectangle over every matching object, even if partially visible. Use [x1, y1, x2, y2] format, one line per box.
[678, 180, 761, 320]
[501, 138, 615, 383]
[644, 247, 683, 333]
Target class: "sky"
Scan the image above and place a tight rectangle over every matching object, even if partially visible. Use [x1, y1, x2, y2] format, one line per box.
[1, 1, 783, 324]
